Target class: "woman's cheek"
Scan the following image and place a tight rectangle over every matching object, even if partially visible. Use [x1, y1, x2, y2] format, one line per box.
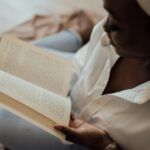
[111, 32, 139, 57]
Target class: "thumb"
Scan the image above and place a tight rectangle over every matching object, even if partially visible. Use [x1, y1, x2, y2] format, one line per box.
[54, 125, 80, 143]
[54, 124, 78, 137]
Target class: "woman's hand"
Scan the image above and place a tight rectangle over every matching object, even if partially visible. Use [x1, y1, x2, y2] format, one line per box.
[54, 114, 112, 150]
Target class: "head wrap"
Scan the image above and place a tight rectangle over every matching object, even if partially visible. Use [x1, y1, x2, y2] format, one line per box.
[137, 0, 150, 15]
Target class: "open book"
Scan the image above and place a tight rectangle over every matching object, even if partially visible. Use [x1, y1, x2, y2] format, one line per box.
[0, 35, 72, 141]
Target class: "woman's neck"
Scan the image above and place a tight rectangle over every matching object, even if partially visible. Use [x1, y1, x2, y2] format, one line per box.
[103, 57, 150, 94]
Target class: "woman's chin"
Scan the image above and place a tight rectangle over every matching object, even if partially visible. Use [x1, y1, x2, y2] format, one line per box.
[114, 47, 127, 57]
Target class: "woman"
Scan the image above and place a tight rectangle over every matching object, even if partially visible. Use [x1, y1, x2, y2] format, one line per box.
[53, 0, 150, 149]
[0, 0, 150, 150]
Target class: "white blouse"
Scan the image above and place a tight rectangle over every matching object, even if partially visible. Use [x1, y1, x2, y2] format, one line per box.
[70, 19, 150, 150]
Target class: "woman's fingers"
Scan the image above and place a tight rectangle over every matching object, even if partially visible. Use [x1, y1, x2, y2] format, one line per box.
[54, 125, 77, 137]
[54, 121, 113, 149]
[54, 125, 80, 143]
[70, 113, 77, 121]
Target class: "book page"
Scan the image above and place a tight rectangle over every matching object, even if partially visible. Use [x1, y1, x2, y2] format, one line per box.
[0, 71, 71, 126]
[0, 93, 65, 140]
[0, 35, 72, 96]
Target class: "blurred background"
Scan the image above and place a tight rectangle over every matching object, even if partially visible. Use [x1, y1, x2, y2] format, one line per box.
[0, 0, 106, 35]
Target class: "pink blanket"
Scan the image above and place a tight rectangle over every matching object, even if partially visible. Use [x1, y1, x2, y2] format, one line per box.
[4, 10, 102, 41]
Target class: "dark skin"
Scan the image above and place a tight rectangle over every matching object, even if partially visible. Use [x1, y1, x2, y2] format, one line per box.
[55, 0, 150, 149]
[103, 0, 150, 94]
